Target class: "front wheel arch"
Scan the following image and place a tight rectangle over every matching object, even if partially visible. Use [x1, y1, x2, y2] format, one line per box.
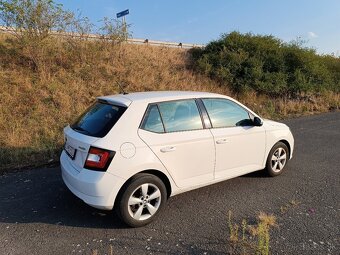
[279, 139, 291, 159]
[265, 141, 290, 177]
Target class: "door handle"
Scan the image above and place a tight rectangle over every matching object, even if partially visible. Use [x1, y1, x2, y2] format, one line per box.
[216, 139, 228, 144]
[160, 146, 176, 153]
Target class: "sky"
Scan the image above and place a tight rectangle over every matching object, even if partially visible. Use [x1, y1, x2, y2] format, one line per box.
[58, 0, 340, 55]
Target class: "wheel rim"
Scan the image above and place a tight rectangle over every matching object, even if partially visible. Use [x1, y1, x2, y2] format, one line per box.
[127, 183, 162, 221]
[271, 147, 287, 172]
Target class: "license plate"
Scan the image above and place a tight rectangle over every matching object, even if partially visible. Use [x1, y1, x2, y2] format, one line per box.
[64, 143, 77, 160]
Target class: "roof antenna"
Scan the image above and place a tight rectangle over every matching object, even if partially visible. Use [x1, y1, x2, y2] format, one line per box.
[117, 82, 128, 95]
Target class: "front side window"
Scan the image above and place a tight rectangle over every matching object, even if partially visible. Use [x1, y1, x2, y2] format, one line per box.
[158, 99, 203, 132]
[202, 98, 252, 128]
[140, 104, 165, 133]
[71, 101, 126, 137]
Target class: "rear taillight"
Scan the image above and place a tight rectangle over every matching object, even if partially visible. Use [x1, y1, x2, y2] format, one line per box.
[84, 147, 115, 171]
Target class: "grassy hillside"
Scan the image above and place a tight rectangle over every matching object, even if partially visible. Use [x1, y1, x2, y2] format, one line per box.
[0, 34, 224, 170]
[0, 33, 339, 171]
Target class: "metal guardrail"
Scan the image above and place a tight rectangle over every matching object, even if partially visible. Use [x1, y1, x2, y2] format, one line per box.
[127, 38, 204, 49]
[0, 25, 205, 49]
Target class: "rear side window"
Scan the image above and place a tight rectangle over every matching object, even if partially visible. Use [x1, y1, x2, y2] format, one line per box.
[202, 98, 251, 128]
[140, 104, 165, 133]
[158, 100, 203, 132]
[71, 101, 126, 138]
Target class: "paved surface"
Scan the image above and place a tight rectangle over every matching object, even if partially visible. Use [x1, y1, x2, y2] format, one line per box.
[1, 112, 339, 255]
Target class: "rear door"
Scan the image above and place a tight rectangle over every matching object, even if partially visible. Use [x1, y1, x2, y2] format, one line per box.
[201, 98, 266, 179]
[64, 128, 99, 172]
[138, 99, 215, 188]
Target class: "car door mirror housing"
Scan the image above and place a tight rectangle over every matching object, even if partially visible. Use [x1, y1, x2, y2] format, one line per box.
[253, 117, 263, 126]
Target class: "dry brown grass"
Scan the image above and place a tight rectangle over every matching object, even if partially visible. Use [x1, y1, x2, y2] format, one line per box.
[0, 34, 339, 170]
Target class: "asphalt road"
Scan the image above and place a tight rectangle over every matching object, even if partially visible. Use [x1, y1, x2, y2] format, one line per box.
[1, 112, 339, 255]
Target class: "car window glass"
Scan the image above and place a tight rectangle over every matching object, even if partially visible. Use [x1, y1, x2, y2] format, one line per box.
[158, 100, 203, 132]
[202, 98, 251, 127]
[140, 105, 165, 133]
[71, 102, 126, 137]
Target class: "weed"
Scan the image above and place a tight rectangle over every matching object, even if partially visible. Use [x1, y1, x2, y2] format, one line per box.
[280, 200, 301, 214]
[227, 211, 277, 255]
[91, 245, 113, 255]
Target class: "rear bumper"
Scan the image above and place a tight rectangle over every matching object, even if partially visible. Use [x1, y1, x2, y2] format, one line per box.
[60, 151, 126, 210]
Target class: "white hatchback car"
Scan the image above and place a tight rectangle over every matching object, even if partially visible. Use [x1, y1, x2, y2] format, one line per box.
[61, 91, 294, 227]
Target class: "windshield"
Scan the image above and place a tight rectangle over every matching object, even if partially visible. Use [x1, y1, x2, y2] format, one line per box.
[71, 101, 127, 138]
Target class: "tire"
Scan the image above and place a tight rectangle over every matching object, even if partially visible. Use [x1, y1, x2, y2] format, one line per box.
[265, 142, 289, 177]
[115, 173, 167, 227]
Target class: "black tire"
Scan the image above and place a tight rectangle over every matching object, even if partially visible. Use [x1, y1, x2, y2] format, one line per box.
[115, 173, 167, 227]
[265, 142, 289, 177]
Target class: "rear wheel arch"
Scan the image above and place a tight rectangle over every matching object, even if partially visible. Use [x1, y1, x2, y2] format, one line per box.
[139, 170, 172, 198]
[114, 169, 172, 209]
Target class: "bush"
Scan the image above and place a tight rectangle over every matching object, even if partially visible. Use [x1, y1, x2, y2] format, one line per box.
[191, 32, 340, 96]
[0, 0, 128, 72]
[0, 0, 74, 42]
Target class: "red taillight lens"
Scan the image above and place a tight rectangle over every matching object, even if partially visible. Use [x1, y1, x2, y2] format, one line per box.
[84, 147, 115, 171]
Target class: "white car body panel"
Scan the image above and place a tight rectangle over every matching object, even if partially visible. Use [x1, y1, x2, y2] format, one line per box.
[210, 125, 266, 179]
[262, 120, 294, 160]
[60, 91, 294, 210]
[138, 129, 215, 188]
[61, 151, 126, 210]
[63, 127, 99, 171]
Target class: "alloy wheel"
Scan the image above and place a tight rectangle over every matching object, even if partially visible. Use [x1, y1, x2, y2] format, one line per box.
[271, 147, 287, 172]
[127, 183, 161, 221]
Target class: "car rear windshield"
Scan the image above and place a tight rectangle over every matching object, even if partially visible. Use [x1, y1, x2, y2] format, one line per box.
[71, 101, 127, 138]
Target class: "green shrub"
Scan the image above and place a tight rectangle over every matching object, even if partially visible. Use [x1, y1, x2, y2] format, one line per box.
[191, 32, 340, 96]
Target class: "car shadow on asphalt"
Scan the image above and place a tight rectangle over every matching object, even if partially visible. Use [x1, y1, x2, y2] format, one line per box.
[241, 170, 269, 178]
[0, 167, 129, 229]
[0, 166, 279, 230]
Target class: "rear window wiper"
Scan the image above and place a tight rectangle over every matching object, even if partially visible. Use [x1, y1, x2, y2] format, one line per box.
[71, 126, 91, 135]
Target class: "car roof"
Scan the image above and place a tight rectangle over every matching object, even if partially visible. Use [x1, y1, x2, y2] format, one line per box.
[98, 91, 227, 106]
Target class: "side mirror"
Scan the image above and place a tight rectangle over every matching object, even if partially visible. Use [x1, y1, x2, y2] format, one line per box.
[253, 117, 263, 126]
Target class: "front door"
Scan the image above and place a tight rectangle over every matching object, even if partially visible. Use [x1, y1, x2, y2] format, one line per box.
[201, 98, 266, 179]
